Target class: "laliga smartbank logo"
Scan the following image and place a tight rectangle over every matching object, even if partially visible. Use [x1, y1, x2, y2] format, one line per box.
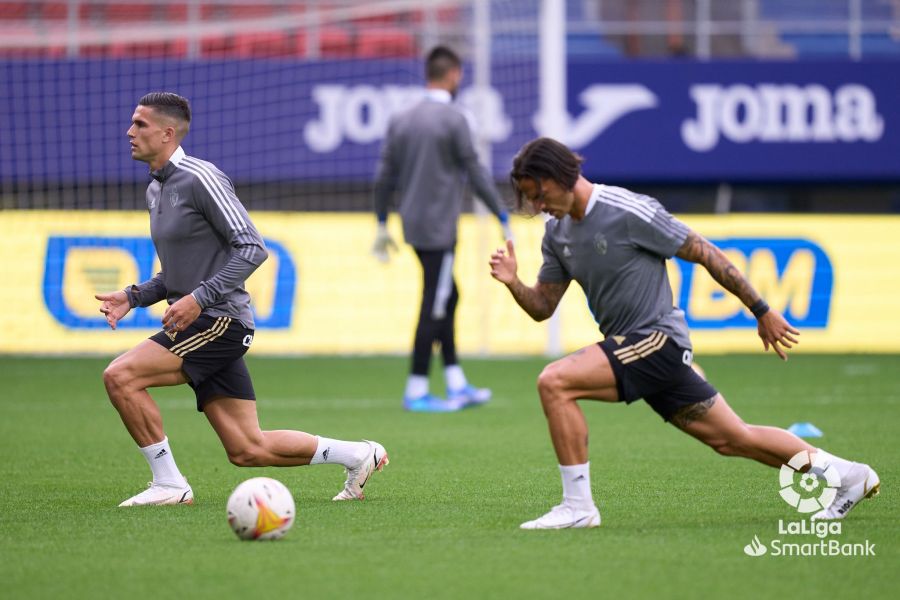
[779, 450, 841, 513]
[742, 451, 875, 558]
[743, 535, 767, 557]
[42, 236, 296, 329]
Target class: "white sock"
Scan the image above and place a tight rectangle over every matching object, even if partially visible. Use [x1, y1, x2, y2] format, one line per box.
[405, 375, 429, 399]
[814, 449, 856, 479]
[309, 436, 368, 468]
[139, 437, 185, 487]
[559, 463, 594, 508]
[445, 364, 467, 391]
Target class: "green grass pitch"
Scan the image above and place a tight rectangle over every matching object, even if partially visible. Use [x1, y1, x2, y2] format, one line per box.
[1, 354, 897, 599]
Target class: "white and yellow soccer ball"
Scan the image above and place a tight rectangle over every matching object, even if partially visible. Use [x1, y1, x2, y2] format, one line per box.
[226, 477, 295, 541]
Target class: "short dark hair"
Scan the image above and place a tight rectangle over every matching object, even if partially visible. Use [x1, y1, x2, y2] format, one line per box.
[509, 137, 584, 210]
[425, 46, 461, 81]
[138, 92, 191, 125]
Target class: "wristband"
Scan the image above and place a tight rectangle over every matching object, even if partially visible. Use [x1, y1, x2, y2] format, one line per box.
[124, 286, 139, 309]
[750, 299, 770, 319]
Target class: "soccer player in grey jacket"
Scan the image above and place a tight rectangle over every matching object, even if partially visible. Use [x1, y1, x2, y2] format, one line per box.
[373, 46, 512, 412]
[490, 137, 879, 529]
[97, 92, 388, 507]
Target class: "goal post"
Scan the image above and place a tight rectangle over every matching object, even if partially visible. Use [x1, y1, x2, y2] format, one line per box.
[538, 0, 567, 357]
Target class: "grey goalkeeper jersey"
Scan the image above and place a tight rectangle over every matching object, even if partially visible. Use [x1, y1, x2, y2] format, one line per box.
[125, 146, 268, 329]
[373, 89, 505, 250]
[538, 184, 692, 349]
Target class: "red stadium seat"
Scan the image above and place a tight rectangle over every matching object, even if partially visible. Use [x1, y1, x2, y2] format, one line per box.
[199, 2, 223, 20]
[356, 28, 416, 57]
[79, 2, 155, 23]
[37, 2, 68, 20]
[317, 26, 354, 57]
[101, 3, 158, 22]
[0, 47, 66, 58]
[109, 39, 189, 58]
[201, 35, 234, 57]
[225, 3, 279, 19]
[79, 43, 113, 58]
[167, 3, 189, 21]
[0, 2, 29, 19]
[234, 31, 301, 58]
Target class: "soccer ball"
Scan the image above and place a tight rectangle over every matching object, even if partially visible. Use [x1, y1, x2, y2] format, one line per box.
[226, 477, 295, 541]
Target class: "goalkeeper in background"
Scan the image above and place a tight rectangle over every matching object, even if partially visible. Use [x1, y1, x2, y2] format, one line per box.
[372, 46, 512, 413]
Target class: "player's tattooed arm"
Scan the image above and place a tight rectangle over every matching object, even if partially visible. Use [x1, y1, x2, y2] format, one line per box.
[506, 279, 570, 321]
[675, 230, 761, 307]
[677, 230, 800, 360]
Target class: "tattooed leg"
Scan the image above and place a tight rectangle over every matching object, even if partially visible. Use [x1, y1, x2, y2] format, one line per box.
[672, 394, 814, 468]
[670, 396, 717, 429]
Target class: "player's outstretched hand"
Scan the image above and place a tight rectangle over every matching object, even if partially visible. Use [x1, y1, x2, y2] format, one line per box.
[489, 239, 518, 285]
[162, 294, 201, 334]
[756, 309, 800, 361]
[95, 290, 131, 330]
[372, 223, 398, 263]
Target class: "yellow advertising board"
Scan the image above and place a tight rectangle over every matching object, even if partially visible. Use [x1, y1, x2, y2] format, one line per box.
[2, 211, 898, 355]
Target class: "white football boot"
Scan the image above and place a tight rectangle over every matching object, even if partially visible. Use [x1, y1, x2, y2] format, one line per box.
[520, 503, 601, 530]
[118, 477, 194, 507]
[811, 463, 880, 520]
[332, 440, 389, 501]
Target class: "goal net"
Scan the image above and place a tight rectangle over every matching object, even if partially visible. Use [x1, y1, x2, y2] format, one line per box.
[0, 0, 540, 213]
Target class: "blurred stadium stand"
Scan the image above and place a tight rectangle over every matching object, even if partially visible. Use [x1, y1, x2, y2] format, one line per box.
[0, 1, 452, 59]
[4, 0, 891, 60]
[1, 0, 898, 213]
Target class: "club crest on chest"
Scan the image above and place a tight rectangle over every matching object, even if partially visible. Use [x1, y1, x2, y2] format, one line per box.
[167, 185, 180, 207]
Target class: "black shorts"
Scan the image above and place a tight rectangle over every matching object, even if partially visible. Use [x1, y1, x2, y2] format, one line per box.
[598, 331, 718, 422]
[150, 314, 257, 411]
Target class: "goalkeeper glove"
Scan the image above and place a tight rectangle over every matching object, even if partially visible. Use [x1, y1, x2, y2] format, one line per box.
[499, 212, 514, 242]
[372, 222, 398, 263]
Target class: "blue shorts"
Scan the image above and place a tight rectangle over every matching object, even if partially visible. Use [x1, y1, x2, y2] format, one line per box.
[598, 331, 718, 422]
[150, 314, 256, 411]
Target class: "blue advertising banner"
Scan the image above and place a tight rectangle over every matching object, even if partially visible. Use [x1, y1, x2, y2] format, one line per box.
[1, 59, 897, 183]
[565, 61, 898, 182]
